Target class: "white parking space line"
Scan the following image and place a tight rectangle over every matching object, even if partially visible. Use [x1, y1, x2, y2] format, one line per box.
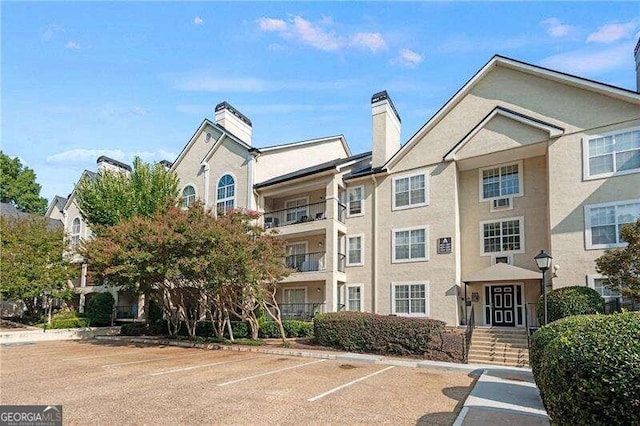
[65, 351, 142, 361]
[307, 366, 396, 402]
[218, 359, 328, 387]
[149, 355, 262, 376]
[102, 352, 205, 368]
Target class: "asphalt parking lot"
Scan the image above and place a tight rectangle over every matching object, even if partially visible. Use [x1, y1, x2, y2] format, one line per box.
[0, 340, 475, 425]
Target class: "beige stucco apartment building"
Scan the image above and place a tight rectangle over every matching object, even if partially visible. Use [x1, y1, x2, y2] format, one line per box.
[49, 52, 640, 328]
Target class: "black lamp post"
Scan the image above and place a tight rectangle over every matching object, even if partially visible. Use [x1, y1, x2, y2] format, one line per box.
[534, 250, 553, 325]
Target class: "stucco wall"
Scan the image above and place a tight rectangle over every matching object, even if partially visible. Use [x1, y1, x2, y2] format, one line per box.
[206, 138, 250, 210]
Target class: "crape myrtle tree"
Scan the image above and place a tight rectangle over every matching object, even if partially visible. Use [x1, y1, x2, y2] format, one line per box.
[75, 157, 179, 321]
[81, 203, 291, 340]
[596, 219, 640, 301]
[0, 215, 74, 313]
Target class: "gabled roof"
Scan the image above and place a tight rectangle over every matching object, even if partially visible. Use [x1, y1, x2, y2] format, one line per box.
[443, 106, 565, 161]
[171, 118, 254, 172]
[62, 170, 96, 211]
[1, 202, 63, 229]
[463, 262, 541, 283]
[45, 195, 68, 217]
[258, 135, 352, 157]
[254, 152, 371, 189]
[385, 54, 640, 170]
[96, 156, 132, 172]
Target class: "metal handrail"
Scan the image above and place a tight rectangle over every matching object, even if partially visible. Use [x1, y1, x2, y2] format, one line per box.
[464, 305, 475, 363]
[276, 303, 325, 321]
[285, 251, 326, 272]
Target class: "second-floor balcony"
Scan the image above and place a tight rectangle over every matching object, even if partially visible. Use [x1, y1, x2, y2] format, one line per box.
[264, 200, 346, 229]
[284, 252, 346, 273]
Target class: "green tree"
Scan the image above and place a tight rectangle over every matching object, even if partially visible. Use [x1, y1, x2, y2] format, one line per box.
[0, 151, 48, 214]
[85, 292, 115, 326]
[81, 204, 290, 338]
[0, 215, 74, 310]
[75, 156, 179, 228]
[596, 219, 640, 301]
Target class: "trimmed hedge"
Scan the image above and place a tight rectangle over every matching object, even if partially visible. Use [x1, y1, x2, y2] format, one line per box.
[530, 312, 640, 424]
[121, 322, 147, 336]
[50, 317, 90, 329]
[259, 320, 314, 338]
[539, 285, 604, 324]
[314, 311, 462, 361]
[86, 292, 115, 326]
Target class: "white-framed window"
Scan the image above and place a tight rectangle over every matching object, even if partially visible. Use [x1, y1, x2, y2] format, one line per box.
[392, 226, 429, 263]
[492, 254, 513, 265]
[584, 199, 640, 249]
[346, 234, 364, 266]
[392, 171, 428, 210]
[216, 174, 235, 213]
[346, 284, 363, 311]
[391, 282, 429, 317]
[286, 242, 308, 272]
[285, 197, 309, 223]
[583, 127, 640, 179]
[480, 216, 524, 255]
[281, 287, 307, 316]
[347, 185, 364, 217]
[587, 274, 622, 301]
[181, 185, 196, 208]
[71, 217, 81, 247]
[479, 161, 523, 201]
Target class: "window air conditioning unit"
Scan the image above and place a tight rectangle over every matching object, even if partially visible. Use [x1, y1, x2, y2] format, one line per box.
[492, 197, 511, 210]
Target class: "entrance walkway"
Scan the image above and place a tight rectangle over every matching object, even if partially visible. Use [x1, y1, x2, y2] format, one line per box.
[454, 368, 549, 425]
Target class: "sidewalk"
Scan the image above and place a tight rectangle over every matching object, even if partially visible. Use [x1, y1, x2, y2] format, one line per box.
[454, 368, 549, 425]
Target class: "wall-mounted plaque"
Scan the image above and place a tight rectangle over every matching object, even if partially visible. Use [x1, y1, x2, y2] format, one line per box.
[437, 237, 452, 254]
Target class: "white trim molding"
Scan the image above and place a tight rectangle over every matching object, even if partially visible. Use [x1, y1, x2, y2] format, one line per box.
[391, 169, 429, 211]
[346, 185, 365, 218]
[346, 233, 364, 267]
[584, 198, 640, 250]
[391, 281, 430, 317]
[346, 283, 364, 312]
[582, 126, 640, 180]
[478, 160, 524, 202]
[479, 216, 525, 256]
[391, 225, 429, 263]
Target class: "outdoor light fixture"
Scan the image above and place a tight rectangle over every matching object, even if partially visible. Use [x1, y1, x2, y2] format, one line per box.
[534, 250, 552, 326]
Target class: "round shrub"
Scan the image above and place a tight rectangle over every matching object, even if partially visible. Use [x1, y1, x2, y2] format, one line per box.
[530, 312, 640, 424]
[538, 285, 604, 324]
[85, 292, 115, 326]
[314, 311, 447, 357]
[50, 317, 89, 329]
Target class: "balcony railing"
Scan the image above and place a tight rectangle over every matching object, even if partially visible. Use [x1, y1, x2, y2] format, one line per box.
[263, 200, 347, 229]
[264, 201, 327, 229]
[114, 305, 138, 320]
[604, 297, 640, 314]
[275, 303, 325, 321]
[337, 253, 346, 273]
[286, 252, 325, 272]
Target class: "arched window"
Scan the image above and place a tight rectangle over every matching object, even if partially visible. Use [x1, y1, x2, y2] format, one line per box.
[182, 185, 196, 208]
[71, 217, 81, 247]
[217, 174, 235, 213]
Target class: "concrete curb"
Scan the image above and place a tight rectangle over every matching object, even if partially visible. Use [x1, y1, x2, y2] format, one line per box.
[93, 335, 532, 373]
[1, 326, 120, 344]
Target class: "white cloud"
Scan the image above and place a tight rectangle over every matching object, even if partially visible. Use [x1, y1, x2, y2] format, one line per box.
[46, 148, 176, 166]
[393, 48, 423, 67]
[587, 20, 638, 43]
[65, 41, 81, 49]
[539, 42, 633, 75]
[258, 17, 287, 32]
[193, 16, 203, 25]
[541, 17, 575, 38]
[350, 32, 386, 52]
[41, 24, 64, 41]
[256, 15, 386, 54]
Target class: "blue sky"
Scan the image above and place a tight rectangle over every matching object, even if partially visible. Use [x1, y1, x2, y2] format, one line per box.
[2, 2, 639, 202]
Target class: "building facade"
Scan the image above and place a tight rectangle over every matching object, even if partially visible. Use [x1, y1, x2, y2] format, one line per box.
[49, 53, 640, 328]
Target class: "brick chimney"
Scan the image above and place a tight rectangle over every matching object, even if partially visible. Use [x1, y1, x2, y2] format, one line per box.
[371, 91, 401, 168]
[214, 102, 252, 145]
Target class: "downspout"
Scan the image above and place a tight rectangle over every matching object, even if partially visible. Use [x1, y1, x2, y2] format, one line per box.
[246, 153, 256, 210]
[370, 174, 378, 313]
[202, 163, 210, 207]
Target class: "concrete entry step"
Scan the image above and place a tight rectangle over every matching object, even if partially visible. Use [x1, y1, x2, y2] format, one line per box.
[468, 327, 529, 367]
